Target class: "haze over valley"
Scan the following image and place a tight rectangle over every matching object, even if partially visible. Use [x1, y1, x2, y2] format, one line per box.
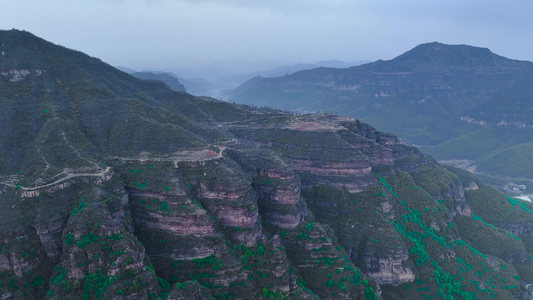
[121, 59, 367, 100]
[122, 41, 533, 198]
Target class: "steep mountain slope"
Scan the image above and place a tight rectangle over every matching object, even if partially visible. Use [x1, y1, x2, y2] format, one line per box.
[228, 42, 533, 180]
[2, 30, 533, 299]
[131, 72, 186, 91]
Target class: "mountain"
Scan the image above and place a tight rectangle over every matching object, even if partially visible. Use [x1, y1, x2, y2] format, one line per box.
[174, 76, 214, 96]
[207, 61, 368, 100]
[3, 30, 533, 299]
[256, 60, 367, 78]
[131, 71, 186, 91]
[123, 69, 215, 97]
[314, 60, 367, 69]
[115, 66, 137, 74]
[229, 42, 533, 182]
[123, 61, 366, 99]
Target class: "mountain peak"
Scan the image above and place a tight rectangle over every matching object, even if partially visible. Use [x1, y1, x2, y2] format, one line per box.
[0, 29, 66, 57]
[409, 41, 492, 56]
[0, 28, 38, 42]
[0, 28, 174, 99]
[391, 42, 507, 69]
[0, 28, 96, 72]
[0, 29, 56, 69]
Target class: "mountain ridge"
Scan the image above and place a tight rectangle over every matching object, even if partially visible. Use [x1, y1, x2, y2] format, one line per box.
[3, 29, 533, 299]
[131, 72, 186, 92]
[389, 42, 526, 69]
[228, 41, 533, 182]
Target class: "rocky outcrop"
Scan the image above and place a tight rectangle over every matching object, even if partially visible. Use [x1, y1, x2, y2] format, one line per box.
[288, 158, 372, 177]
[166, 280, 214, 299]
[360, 244, 415, 285]
[259, 180, 300, 206]
[0, 69, 43, 82]
[282, 222, 378, 300]
[134, 206, 215, 236]
[17, 177, 163, 300]
[34, 219, 66, 260]
[504, 223, 533, 236]
[184, 158, 263, 245]
[227, 149, 307, 229]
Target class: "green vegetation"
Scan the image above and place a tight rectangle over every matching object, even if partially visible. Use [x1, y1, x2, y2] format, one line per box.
[76, 232, 100, 248]
[4, 30, 533, 300]
[229, 42, 533, 180]
[296, 279, 321, 299]
[378, 175, 521, 298]
[70, 196, 88, 216]
[228, 242, 267, 271]
[472, 213, 520, 240]
[134, 180, 147, 189]
[192, 254, 222, 271]
[63, 233, 74, 245]
[262, 288, 288, 299]
[146, 265, 155, 273]
[507, 196, 533, 214]
[81, 268, 116, 299]
[159, 201, 168, 213]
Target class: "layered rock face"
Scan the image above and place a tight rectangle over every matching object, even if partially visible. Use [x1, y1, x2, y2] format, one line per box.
[3, 30, 533, 300]
[227, 149, 306, 229]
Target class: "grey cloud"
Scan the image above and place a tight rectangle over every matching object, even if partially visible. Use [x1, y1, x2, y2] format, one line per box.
[1, 0, 532, 72]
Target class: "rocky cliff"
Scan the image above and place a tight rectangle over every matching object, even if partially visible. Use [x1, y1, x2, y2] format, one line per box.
[2, 30, 533, 300]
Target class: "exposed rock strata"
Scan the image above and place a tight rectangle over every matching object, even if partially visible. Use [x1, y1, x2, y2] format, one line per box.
[3, 30, 533, 299]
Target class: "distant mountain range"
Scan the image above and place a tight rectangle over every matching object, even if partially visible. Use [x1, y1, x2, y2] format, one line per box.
[229, 42, 533, 182]
[6, 29, 533, 299]
[131, 72, 186, 91]
[119, 60, 367, 98]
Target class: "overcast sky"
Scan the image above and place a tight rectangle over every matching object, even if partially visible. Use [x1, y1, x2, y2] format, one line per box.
[2, 0, 533, 73]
